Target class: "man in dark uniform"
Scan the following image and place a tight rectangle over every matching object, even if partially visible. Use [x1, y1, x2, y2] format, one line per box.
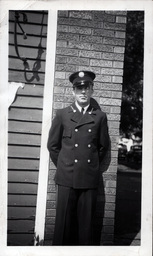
[47, 71, 109, 245]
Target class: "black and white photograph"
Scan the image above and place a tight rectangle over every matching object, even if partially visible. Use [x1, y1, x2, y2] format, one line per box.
[0, 1, 152, 256]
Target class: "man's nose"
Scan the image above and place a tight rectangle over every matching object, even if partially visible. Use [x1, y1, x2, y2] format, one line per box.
[81, 87, 86, 92]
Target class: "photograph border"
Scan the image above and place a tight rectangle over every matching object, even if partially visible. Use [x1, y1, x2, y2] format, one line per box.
[0, 1, 152, 256]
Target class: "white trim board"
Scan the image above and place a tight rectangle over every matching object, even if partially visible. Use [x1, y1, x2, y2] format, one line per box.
[34, 10, 57, 245]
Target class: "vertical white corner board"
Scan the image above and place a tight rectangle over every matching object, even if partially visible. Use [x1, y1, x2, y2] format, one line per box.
[34, 10, 57, 244]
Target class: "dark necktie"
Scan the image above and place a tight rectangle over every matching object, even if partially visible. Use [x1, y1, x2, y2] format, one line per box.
[81, 107, 84, 114]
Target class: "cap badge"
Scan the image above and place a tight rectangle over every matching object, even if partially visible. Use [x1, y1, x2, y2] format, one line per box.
[79, 71, 84, 77]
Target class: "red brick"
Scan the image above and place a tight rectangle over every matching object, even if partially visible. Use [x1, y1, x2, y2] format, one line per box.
[114, 46, 125, 54]
[94, 82, 122, 91]
[90, 59, 112, 67]
[101, 68, 123, 76]
[113, 61, 124, 68]
[56, 63, 76, 72]
[110, 157, 118, 165]
[46, 209, 56, 217]
[92, 43, 114, 53]
[104, 209, 115, 216]
[93, 28, 114, 38]
[69, 11, 92, 20]
[103, 218, 114, 226]
[104, 203, 116, 211]
[101, 106, 111, 113]
[45, 225, 55, 234]
[100, 98, 121, 106]
[105, 187, 116, 196]
[68, 41, 91, 50]
[56, 48, 78, 56]
[56, 56, 67, 64]
[109, 128, 119, 136]
[57, 32, 79, 41]
[96, 75, 112, 83]
[58, 11, 68, 17]
[55, 71, 65, 79]
[105, 11, 127, 16]
[115, 31, 126, 39]
[112, 91, 122, 99]
[104, 22, 126, 31]
[69, 26, 91, 35]
[107, 114, 120, 121]
[103, 37, 125, 46]
[80, 35, 102, 43]
[79, 66, 101, 74]
[53, 102, 64, 109]
[60, 17, 102, 28]
[79, 50, 101, 59]
[112, 76, 123, 83]
[57, 25, 69, 33]
[56, 40, 67, 48]
[106, 180, 117, 188]
[67, 56, 89, 66]
[47, 184, 56, 193]
[46, 201, 56, 209]
[54, 86, 65, 94]
[103, 52, 124, 61]
[94, 90, 112, 98]
[102, 225, 114, 233]
[47, 193, 56, 201]
[94, 11, 115, 22]
[110, 106, 121, 114]
[45, 217, 56, 225]
[116, 16, 127, 24]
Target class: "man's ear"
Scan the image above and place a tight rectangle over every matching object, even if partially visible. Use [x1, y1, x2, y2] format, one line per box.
[72, 87, 75, 96]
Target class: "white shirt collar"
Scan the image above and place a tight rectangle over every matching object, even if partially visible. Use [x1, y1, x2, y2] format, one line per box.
[75, 101, 89, 114]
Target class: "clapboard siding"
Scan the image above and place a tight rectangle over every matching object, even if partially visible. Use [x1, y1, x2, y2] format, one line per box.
[8, 183, 38, 195]
[8, 207, 36, 220]
[8, 120, 42, 134]
[7, 10, 48, 246]
[9, 70, 45, 84]
[8, 234, 34, 246]
[9, 45, 47, 61]
[10, 95, 43, 108]
[9, 108, 43, 121]
[8, 159, 39, 170]
[9, 58, 46, 72]
[9, 11, 48, 25]
[8, 133, 41, 146]
[8, 171, 38, 183]
[8, 219, 35, 233]
[8, 146, 40, 159]
[16, 84, 44, 96]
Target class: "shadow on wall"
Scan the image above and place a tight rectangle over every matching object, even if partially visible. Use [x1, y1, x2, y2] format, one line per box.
[93, 145, 111, 245]
[114, 171, 141, 245]
[89, 98, 111, 245]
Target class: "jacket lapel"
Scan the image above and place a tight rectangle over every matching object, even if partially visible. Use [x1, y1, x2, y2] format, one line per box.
[69, 103, 95, 127]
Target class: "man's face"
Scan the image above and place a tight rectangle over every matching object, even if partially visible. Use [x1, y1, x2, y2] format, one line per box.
[72, 83, 93, 107]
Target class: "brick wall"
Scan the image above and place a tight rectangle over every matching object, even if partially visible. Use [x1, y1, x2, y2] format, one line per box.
[44, 10, 127, 245]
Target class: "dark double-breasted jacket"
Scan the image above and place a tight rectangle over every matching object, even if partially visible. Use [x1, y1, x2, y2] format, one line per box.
[47, 102, 109, 189]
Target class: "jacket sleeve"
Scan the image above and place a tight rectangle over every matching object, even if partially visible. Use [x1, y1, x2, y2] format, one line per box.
[99, 113, 110, 162]
[47, 110, 63, 167]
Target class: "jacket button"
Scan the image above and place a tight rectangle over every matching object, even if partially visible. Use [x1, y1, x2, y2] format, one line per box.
[88, 159, 91, 163]
[75, 144, 78, 147]
[75, 129, 78, 132]
[88, 144, 91, 148]
[88, 129, 92, 132]
[74, 159, 78, 163]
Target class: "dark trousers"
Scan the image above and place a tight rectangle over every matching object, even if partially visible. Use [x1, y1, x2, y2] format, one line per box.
[53, 185, 97, 245]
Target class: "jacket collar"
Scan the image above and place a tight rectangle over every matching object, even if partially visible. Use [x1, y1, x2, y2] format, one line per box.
[68, 102, 96, 126]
